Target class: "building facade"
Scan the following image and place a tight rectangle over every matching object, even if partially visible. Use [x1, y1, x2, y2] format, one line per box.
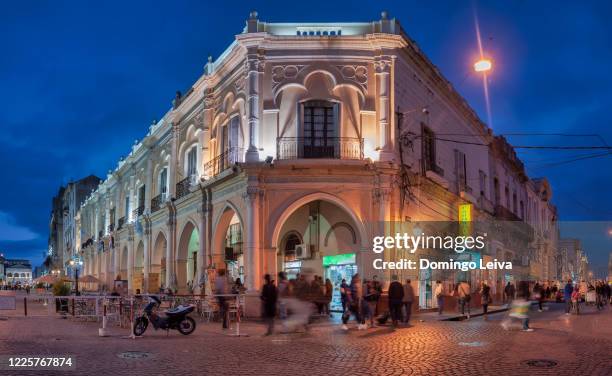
[75, 13, 560, 309]
[45, 176, 101, 276]
[3, 259, 33, 286]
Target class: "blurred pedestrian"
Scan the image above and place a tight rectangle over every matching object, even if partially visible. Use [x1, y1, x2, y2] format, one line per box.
[533, 282, 544, 312]
[457, 280, 471, 319]
[504, 281, 515, 306]
[215, 269, 229, 329]
[324, 278, 333, 317]
[480, 282, 491, 319]
[434, 281, 444, 314]
[388, 275, 404, 328]
[402, 279, 415, 324]
[261, 274, 277, 336]
[340, 279, 349, 313]
[564, 279, 573, 315]
[342, 274, 364, 330]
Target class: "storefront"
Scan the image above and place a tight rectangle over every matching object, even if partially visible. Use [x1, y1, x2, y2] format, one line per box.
[322, 253, 357, 311]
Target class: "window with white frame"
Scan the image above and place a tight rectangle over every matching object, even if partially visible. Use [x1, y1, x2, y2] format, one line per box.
[159, 168, 168, 199]
[186, 146, 197, 179]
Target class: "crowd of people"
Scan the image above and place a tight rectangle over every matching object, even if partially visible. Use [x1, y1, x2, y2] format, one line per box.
[207, 270, 612, 335]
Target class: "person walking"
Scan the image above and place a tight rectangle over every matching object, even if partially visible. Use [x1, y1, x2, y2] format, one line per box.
[388, 275, 404, 328]
[504, 281, 515, 306]
[533, 282, 544, 312]
[261, 274, 278, 336]
[363, 279, 377, 328]
[480, 282, 491, 320]
[402, 279, 415, 324]
[340, 279, 349, 313]
[372, 275, 383, 316]
[324, 278, 333, 317]
[215, 269, 229, 329]
[434, 281, 444, 315]
[342, 274, 364, 330]
[457, 280, 471, 319]
[564, 279, 573, 315]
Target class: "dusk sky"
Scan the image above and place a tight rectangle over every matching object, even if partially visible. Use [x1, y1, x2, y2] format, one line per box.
[1, 1, 610, 274]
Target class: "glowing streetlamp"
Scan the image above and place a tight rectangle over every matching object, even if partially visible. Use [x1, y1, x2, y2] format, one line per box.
[474, 58, 492, 73]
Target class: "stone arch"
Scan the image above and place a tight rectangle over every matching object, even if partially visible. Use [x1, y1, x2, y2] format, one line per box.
[133, 240, 144, 292]
[177, 219, 199, 292]
[324, 222, 357, 247]
[270, 192, 368, 249]
[211, 201, 245, 282]
[151, 231, 167, 291]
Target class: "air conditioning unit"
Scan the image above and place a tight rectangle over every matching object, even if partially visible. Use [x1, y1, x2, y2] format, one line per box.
[294, 244, 311, 259]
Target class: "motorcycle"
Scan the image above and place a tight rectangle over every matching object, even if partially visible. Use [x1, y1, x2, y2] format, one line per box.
[133, 296, 196, 336]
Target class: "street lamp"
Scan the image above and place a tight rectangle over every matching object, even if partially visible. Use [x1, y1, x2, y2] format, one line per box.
[69, 259, 83, 296]
[473, 58, 492, 73]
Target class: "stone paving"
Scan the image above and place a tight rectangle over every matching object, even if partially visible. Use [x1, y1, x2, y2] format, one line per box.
[0, 300, 611, 376]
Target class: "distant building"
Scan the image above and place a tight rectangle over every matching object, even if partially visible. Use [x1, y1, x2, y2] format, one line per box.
[3, 258, 33, 286]
[0, 253, 5, 284]
[45, 175, 101, 276]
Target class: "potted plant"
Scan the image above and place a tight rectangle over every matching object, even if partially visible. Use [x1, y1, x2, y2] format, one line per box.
[53, 281, 70, 313]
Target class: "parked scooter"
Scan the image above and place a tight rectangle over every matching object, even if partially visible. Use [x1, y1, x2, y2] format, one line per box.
[133, 296, 196, 336]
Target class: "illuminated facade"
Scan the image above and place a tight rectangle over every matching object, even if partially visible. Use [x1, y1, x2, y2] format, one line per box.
[75, 12, 559, 310]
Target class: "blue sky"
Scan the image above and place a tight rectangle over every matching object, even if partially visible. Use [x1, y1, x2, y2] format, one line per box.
[1, 1, 610, 275]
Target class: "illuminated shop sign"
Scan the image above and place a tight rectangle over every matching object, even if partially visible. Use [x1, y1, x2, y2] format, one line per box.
[322, 253, 356, 267]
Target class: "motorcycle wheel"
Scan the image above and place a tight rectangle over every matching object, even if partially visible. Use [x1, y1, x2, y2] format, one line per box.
[133, 317, 148, 336]
[177, 317, 196, 335]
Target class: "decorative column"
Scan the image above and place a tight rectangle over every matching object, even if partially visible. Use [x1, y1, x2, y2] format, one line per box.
[165, 208, 177, 290]
[127, 228, 134, 293]
[143, 218, 151, 293]
[144, 154, 153, 213]
[375, 56, 394, 161]
[245, 49, 263, 162]
[196, 203, 208, 294]
[244, 186, 261, 291]
[168, 123, 179, 198]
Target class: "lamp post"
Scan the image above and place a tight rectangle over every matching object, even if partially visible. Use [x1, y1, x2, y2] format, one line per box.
[69, 259, 83, 296]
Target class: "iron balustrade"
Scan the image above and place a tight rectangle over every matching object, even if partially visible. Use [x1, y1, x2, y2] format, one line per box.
[203, 147, 245, 180]
[276, 137, 364, 160]
[175, 177, 191, 200]
[151, 194, 164, 213]
[117, 217, 125, 230]
[132, 206, 144, 219]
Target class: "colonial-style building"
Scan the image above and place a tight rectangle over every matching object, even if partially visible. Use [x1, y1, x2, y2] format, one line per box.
[76, 12, 560, 309]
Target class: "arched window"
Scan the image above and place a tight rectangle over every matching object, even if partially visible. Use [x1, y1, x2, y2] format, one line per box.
[159, 168, 168, 199]
[301, 100, 338, 158]
[284, 233, 302, 261]
[186, 146, 198, 179]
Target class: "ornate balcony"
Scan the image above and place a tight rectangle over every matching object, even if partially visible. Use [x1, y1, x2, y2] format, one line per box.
[276, 137, 363, 160]
[132, 205, 144, 219]
[175, 177, 192, 200]
[117, 216, 125, 230]
[203, 147, 245, 180]
[151, 194, 166, 213]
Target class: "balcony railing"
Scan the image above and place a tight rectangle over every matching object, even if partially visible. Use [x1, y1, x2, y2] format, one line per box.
[132, 205, 144, 219]
[151, 193, 166, 213]
[117, 216, 125, 230]
[203, 147, 245, 180]
[175, 177, 192, 200]
[276, 137, 364, 160]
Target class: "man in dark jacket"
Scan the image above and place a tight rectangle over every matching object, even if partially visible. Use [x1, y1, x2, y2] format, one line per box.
[564, 279, 573, 315]
[261, 274, 278, 336]
[388, 275, 404, 328]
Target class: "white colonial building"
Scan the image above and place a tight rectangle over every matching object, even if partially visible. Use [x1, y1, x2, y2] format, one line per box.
[76, 12, 559, 309]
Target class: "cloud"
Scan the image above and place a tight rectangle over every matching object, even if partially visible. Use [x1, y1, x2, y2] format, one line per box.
[0, 211, 40, 241]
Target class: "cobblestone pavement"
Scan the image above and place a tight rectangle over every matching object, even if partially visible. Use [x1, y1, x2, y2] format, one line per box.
[1, 302, 611, 376]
